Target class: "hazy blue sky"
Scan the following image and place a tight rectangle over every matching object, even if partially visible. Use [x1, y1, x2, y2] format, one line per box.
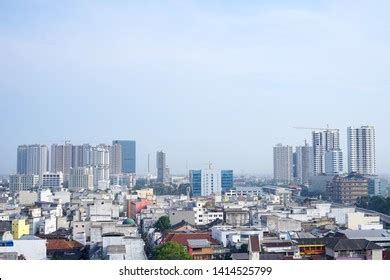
[1, 0, 390, 175]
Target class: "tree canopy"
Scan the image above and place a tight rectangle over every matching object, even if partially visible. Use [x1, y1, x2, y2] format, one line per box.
[153, 241, 191, 260]
[154, 216, 171, 232]
[356, 196, 390, 215]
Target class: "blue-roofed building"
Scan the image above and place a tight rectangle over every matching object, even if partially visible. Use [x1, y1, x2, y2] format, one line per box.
[221, 170, 233, 192]
[190, 169, 233, 197]
[190, 170, 202, 197]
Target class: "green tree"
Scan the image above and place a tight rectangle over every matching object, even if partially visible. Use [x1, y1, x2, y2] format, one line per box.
[154, 216, 171, 232]
[356, 196, 390, 215]
[153, 241, 191, 260]
[239, 244, 248, 253]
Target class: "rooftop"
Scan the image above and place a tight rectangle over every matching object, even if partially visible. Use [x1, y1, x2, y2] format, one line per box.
[47, 239, 83, 251]
[107, 245, 126, 255]
[163, 232, 218, 246]
[187, 239, 211, 248]
[19, 235, 43, 240]
[231, 253, 249, 260]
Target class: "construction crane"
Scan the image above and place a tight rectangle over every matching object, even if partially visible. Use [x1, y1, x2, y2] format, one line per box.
[293, 125, 339, 131]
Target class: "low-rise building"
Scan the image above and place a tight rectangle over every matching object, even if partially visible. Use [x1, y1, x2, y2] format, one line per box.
[10, 175, 39, 192]
[0, 235, 47, 260]
[262, 215, 302, 233]
[187, 239, 212, 260]
[211, 226, 264, 247]
[224, 208, 250, 226]
[346, 212, 383, 230]
[11, 219, 30, 240]
[327, 173, 369, 205]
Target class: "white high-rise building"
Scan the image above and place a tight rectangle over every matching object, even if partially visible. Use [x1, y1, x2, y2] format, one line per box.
[325, 149, 344, 175]
[348, 126, 376, 176]
[69, 167, 94, 191]
[91, 144, 110, 186]
[295, 142, 313, 186]
[200, 169, 221, 196]
[51, 142, 73, 177]
[273, 144, 293, 184]
[72, 144, 92, 168]
[109, 143, 122, 175]
[312, 129, 341, 175]
[26, 144, 49, 183]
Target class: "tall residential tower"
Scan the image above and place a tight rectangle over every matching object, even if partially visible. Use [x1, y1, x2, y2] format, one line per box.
[273, 144, 293, 184]
[348, 126, 376, 176]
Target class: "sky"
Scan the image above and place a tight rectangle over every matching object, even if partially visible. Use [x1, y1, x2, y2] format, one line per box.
[1, 0, 390, 175]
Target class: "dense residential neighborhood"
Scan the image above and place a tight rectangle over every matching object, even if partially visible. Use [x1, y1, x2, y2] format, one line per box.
[1, 176, 390, 260]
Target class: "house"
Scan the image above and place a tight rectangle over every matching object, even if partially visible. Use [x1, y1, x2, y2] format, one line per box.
[187, 239, 212, 260]
[163, 232, 217, 246]
[211, 226, 264, 247]
[333, 229, 390, 249]
[295, 238, 327, 258]
[261, 239, 295, 255]
[162, 231, 221, 259]
[47, 239, 86, 260]
[170, 220, 198, 232]
[325, 238, 383, 260]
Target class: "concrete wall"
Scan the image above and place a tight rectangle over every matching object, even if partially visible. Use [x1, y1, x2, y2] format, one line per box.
[347, 212, 381, 230]
[169, 209, 195, 225]
[0, 239, 46, 260]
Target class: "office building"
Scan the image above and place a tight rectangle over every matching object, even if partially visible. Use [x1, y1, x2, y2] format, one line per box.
[221, 170, 234, 192]
[69, 167, 94, 191]
[273, 144, 293, 184]
[9, 174, 40, 192]
[112, 140, 136, 174]
[327, 173, 369, 205]
[42, 172, 64, 190]
[368, 178, 386, 197]
[190, 168, 233, 196]
[16, 145, 28, 174]
[156, 151, 171, 185]
[109, 143, 122, 175]
[348, 126, 376, 176]
[325, 149, 344, 175]
[294, 142, 313, 186]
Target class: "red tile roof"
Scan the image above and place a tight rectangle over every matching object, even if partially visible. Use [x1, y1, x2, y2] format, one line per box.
[47, 240, 84, 251]
[163, 232, 218, 246]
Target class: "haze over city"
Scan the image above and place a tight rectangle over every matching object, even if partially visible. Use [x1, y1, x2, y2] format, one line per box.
[1, 0, 390, 175]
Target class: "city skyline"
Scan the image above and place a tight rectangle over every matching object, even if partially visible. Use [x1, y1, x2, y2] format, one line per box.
[6, 125, 384, 177]
[1, 1, 390, 264]
[1, 1, 390, 175]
